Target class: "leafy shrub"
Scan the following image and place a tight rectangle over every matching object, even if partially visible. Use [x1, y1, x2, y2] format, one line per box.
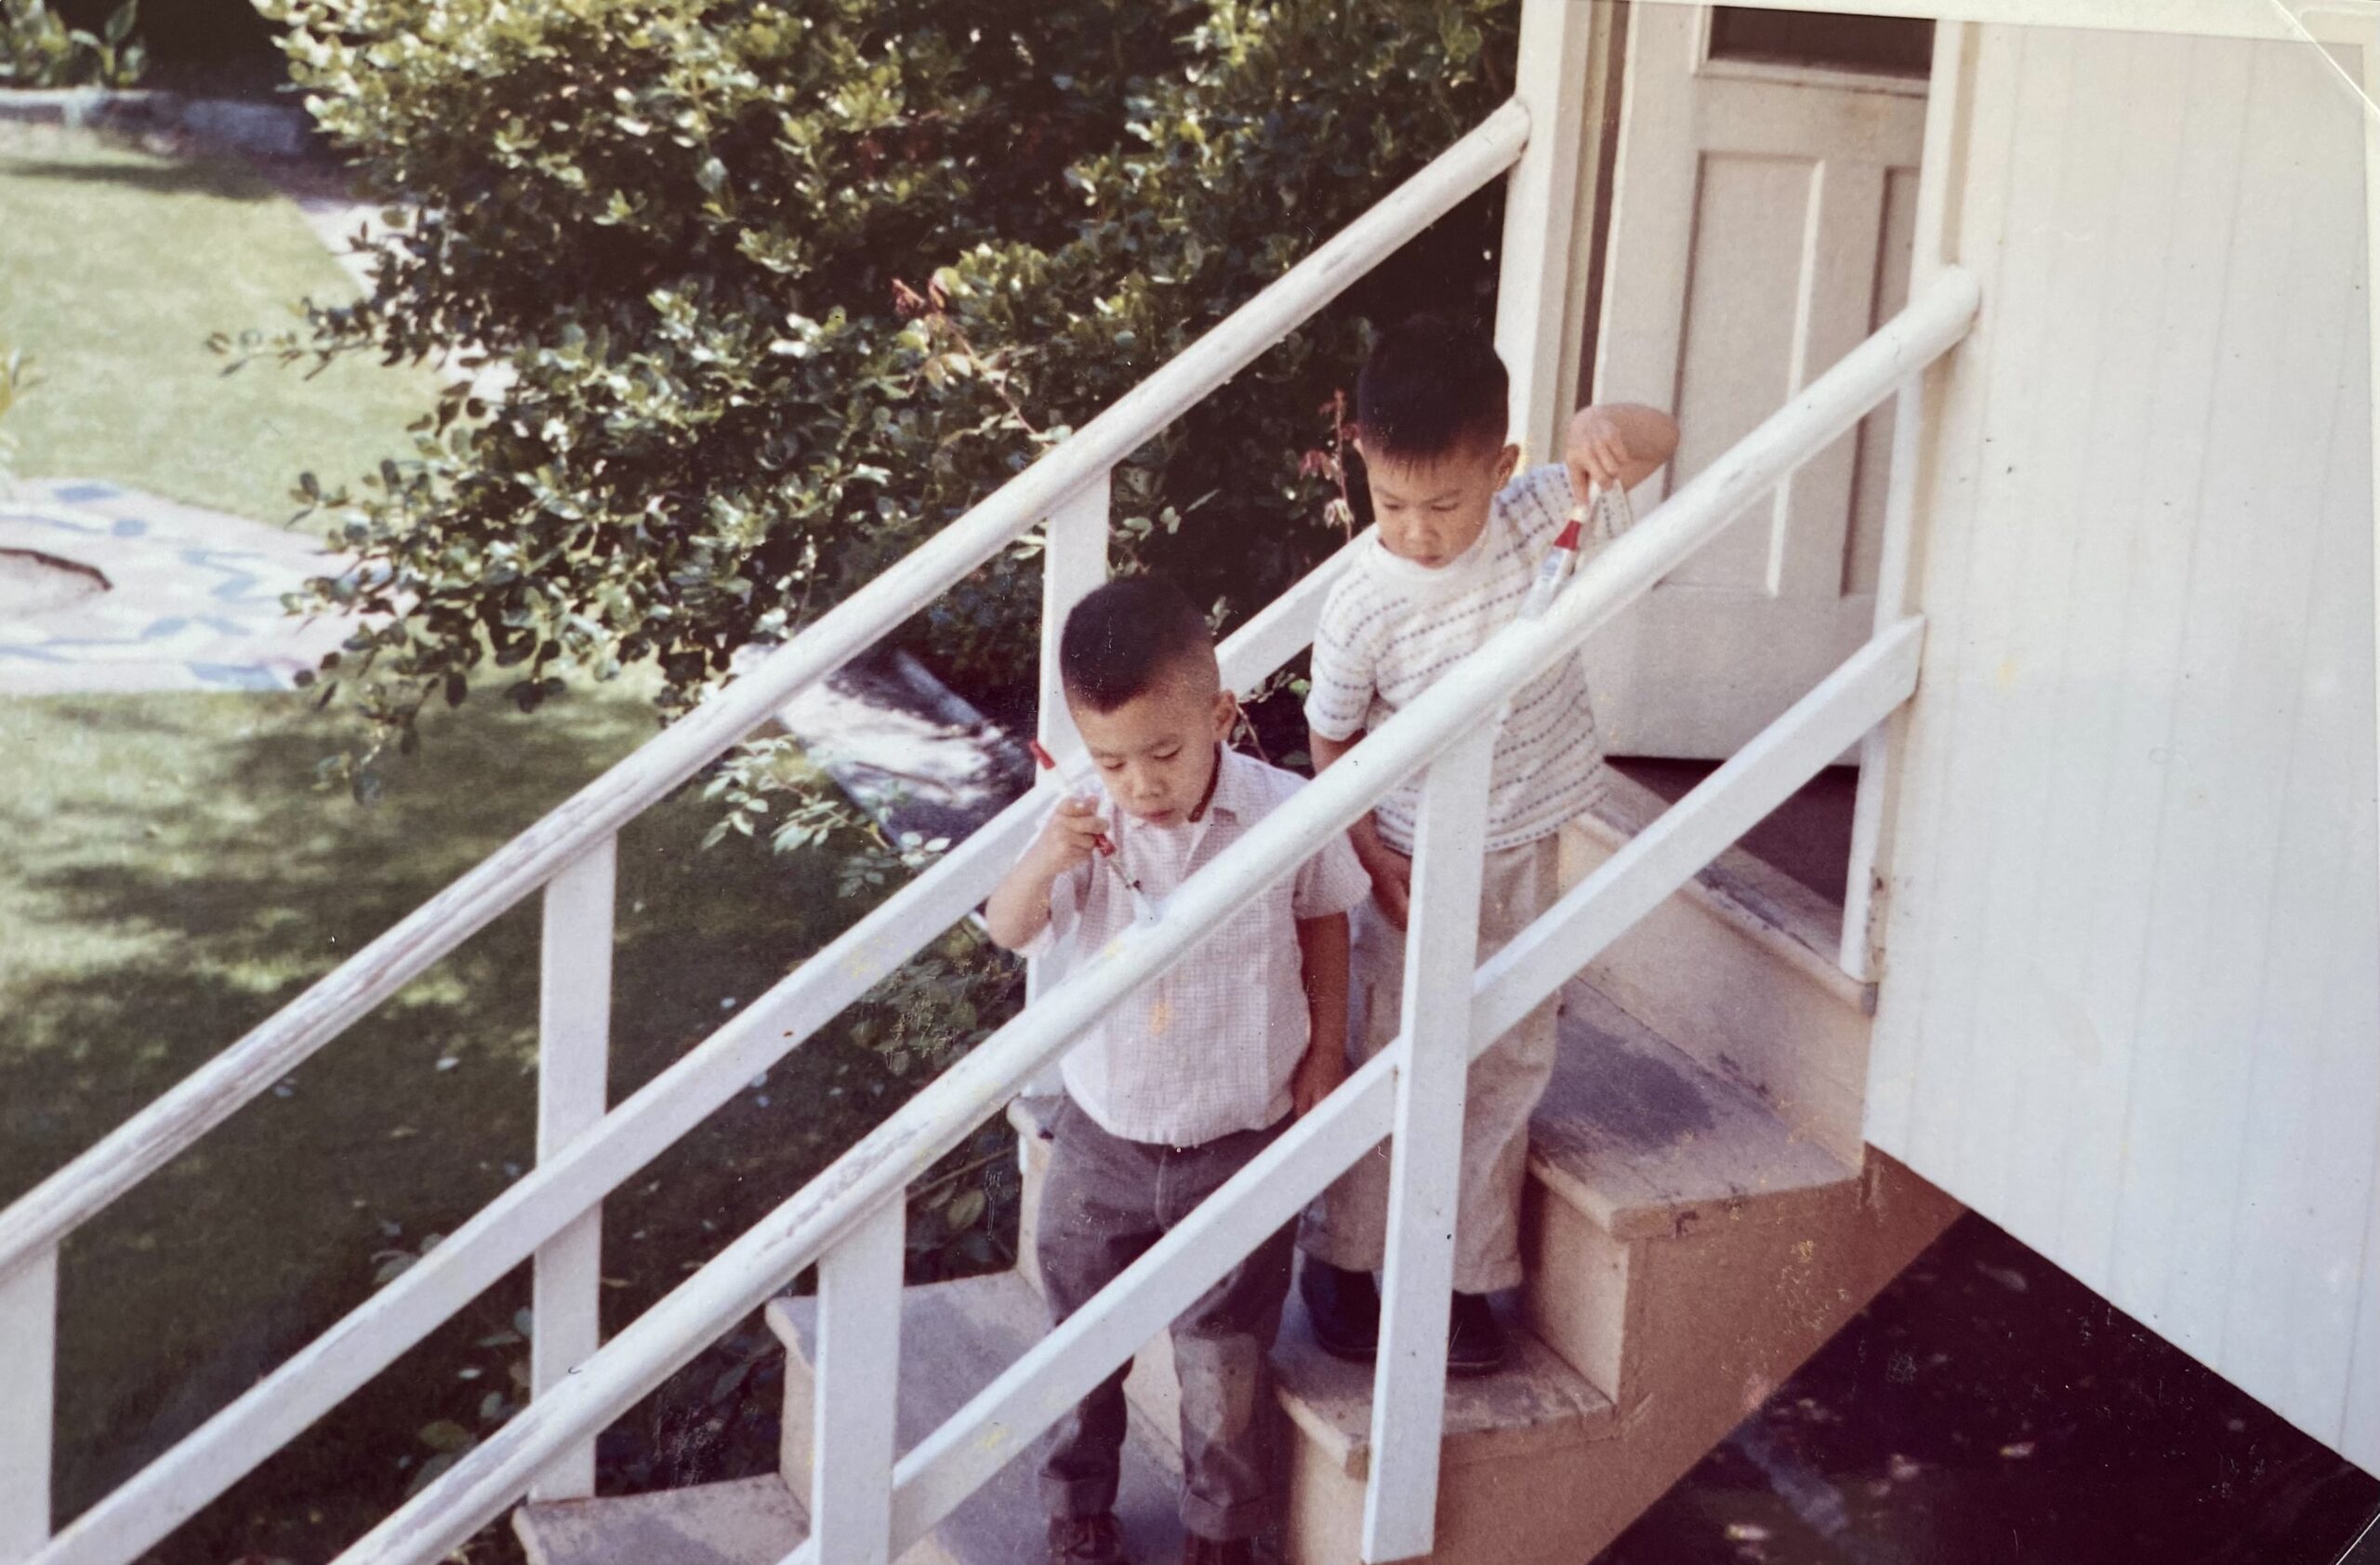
[0, 0, 143, 88]
[244, 0, 1515, 1279]
[251, 0, 1514, 761]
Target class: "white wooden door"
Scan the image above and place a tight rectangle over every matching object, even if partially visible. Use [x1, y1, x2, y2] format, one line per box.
[1586, 5, 1930, 759]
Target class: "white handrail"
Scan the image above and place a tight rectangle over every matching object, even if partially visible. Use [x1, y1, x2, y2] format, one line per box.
[0, 97, 1531, 1290]
[26, 539, 1368, 1565]
[333, 264, 1981, 1565]
[873, 621, 1926, 1560]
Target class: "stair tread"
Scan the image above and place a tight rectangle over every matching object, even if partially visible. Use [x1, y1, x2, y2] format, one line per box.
[514, 1475, 805, 1565]
[1533, 978, 1858, 1240]
[1270, 1293, 1618, 1480]
[1580, 769, 1867, 1008]
[768, 1270, 1184, 1565]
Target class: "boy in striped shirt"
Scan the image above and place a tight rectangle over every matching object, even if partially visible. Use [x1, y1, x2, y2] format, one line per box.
[1296, 315, 1679, 1373]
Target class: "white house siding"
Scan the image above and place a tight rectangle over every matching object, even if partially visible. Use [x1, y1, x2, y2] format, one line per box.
[1864, 21, 2380, 1472]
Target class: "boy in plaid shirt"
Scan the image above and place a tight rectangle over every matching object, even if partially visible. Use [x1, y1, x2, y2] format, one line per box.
[986, 577, 1369, 1565]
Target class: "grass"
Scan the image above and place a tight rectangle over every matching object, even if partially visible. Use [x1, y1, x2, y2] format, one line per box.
[0, 122, 430, 524]
[0, 125, 1022, 1559]
[0, 688, 970, 1556]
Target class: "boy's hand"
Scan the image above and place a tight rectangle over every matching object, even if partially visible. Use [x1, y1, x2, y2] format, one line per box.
[1565, 405, 1638, 497]
[1291, 1039, 1346, 1117]
[1564, 402, 1680, 501]
[1034, 796, 1108, 873]
[1360, 837, 1414, 931]
[985, 795, 1109, 950]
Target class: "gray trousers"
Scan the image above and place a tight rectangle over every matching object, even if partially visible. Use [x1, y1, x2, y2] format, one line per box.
[1037, 1094, 1295, 1543]
[1298, 835, 1563, 1293]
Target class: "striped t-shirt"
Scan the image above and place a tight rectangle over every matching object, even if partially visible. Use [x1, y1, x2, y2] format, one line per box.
[1303, 463, 1629, 855]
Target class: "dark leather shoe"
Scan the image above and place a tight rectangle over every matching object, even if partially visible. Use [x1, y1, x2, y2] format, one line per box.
[1446, 1291, 1508, 1377]
[1299, 1258, 1380, 1360]
[1050, 1512, 1129, 1564]
[1178, 1536, 1255, 1565]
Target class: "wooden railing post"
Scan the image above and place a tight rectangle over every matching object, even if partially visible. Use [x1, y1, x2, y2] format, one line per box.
[530, 836, 616, 1501]
[1840, 21, 1966, 983]
[1494, 0, 1596, 464]
[1026, 472, 1111, 1093]
[1362, 725, 1497, 1562]
[1037, 473, 1113, 770]
[807, 1200, 906, 1565]
[0, 1246, 57, 1564]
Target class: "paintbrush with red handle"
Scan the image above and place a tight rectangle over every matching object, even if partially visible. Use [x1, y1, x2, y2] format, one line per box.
[1028, 739, 1160, 923]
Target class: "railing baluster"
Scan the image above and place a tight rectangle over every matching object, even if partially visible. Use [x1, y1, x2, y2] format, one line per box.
[1037, 472, 1114, 768]
[1839, 371, 1927, 982]
[1363, 725, 1497, 1562]
[0, 1247, 57, 1564]
[1027, 471, 1112, 1096]
[807, 1200, 906, 1565]
[530, 836, 616, 1501]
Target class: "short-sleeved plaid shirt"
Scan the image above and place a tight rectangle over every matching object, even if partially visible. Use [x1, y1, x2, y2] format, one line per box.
[1022, 747, 1370, 1147]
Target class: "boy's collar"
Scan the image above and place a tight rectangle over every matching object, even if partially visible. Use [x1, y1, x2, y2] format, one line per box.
[1187, 743, 1229, 824]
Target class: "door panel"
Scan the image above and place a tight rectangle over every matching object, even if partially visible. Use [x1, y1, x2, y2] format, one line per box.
[1586, 5, 1927, 758]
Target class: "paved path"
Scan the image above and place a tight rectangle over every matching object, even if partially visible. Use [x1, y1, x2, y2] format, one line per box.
[0, 478, 364, 695]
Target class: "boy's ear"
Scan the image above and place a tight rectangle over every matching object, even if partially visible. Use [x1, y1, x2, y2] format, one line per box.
[1495, 442, 1521, 484]
[1211, 688, 1240, 741]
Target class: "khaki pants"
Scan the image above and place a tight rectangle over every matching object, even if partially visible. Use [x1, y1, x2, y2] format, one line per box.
[1037, 1095, 1295, 1543]
[1297, 835, 1561, 1294]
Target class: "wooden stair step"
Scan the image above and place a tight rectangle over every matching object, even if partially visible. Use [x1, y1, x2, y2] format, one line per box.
[514, 1475, 805, 1565]
[766, 1269, 1184, 1565]
[1266, 1294, 1619, 1481]
[1562, 770, 1874, 1168]
[1005, 1096, 1618, 1477]
[1530, 977, 1858, 1241]
[1583, 769, 1858, 992]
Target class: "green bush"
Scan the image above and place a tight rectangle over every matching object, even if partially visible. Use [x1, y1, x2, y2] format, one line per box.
[252, 0, 1514, 756]
[0, 0, 143, 87]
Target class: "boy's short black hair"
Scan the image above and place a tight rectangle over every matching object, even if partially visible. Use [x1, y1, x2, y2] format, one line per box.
[1356, 314, 1511, 463]
[1059, 577, 1216, 713]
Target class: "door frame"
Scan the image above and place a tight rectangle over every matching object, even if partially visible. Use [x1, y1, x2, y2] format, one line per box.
[1630, 0, 2328, 44]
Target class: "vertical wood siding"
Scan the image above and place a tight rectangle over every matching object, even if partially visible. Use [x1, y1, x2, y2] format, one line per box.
[1866, 22, 2380, 1471]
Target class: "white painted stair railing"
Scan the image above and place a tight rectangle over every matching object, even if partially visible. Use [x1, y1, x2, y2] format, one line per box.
[0, 87, 1980, 1565]
[346, 263, 1971, 1565]
[0, 101, 1529, 1565]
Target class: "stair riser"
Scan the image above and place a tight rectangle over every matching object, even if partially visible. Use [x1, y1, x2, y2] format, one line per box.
[774, 1368, 971, 1565]
[1288, 1437, 1607, 1565]
[1281, 1151, 1960, 1565]
[777, 1364, 814, 1511]
[1557, 821, 1871, 1168]
[1546, 1154, 1962, 1562]
[1013, 1112, 1956, 1565]
[1517, 1180, 1639, 1402]
[513, 1478, 808, 1565]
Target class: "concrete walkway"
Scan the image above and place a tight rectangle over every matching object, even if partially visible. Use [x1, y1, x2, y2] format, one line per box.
[0, 478, 363, 695]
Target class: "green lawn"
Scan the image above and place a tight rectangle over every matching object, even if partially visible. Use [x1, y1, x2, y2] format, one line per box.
[0, 126, 1018, 1559]
[0, 123, 430, 524]
[0, 689, 936, 1555]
